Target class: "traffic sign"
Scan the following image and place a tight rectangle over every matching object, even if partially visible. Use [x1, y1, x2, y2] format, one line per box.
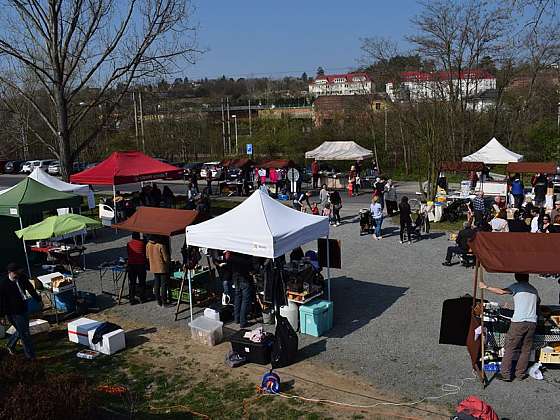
[246, 143, 253, 155]
[286, 168, 300, 182]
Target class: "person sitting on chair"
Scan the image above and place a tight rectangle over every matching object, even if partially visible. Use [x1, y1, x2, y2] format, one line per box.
[442, 222, 475, 266]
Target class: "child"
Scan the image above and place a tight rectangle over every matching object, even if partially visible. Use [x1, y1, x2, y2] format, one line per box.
[311, 202, 320, 215]
[322, 202, 333, 224]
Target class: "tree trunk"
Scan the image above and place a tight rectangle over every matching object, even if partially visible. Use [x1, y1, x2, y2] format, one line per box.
[54, 89, 73, 182]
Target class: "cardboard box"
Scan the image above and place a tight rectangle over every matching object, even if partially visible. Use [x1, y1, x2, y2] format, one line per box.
[88, 328, 126, 355]
[68, 318, 102, 346]
[7, 319, 49, 336]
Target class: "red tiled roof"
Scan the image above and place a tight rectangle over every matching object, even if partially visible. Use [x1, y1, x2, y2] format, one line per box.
[311, 72, 371, 85]
[399, 69, 494, 83]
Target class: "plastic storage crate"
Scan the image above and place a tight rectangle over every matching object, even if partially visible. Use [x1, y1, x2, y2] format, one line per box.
[229, 329, 274, 365]
[189, 317, 223, 346]
[299, 300, 333, 337]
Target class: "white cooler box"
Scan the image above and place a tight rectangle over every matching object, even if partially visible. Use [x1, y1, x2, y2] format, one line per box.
[7, 319, 49, 336]
[68, 318, 102, 346]
[88, 328, 126, 355]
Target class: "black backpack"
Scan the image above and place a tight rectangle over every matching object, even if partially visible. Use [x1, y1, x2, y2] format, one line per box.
[271, 312, 298, 368]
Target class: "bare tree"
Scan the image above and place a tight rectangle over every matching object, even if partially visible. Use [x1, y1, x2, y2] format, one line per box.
[0, 0, 199, 179]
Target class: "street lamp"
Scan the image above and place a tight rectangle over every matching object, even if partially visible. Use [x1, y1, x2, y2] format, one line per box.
[232, 114, 238, 154]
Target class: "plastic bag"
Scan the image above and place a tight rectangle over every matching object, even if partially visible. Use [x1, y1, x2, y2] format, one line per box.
[528, 362, 543, 380]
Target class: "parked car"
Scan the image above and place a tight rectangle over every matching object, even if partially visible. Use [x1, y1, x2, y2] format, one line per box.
[47, 161, 60, 175]
[4, 160, 24, 174]
[200, 162, 223, 180]
[21, 159, 54, 174]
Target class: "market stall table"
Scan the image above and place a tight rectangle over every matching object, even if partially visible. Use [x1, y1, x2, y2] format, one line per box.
[37, 271, 77, 324]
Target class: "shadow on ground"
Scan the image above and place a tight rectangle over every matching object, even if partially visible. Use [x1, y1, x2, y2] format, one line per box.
[327, 276, 408, 339]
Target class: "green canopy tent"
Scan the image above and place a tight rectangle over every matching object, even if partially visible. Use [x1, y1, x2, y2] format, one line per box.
[15, 214, 100, 241]
[0, 178, 82, 275]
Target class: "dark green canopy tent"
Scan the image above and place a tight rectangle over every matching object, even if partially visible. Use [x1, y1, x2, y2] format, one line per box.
[0, 178, 82, 274]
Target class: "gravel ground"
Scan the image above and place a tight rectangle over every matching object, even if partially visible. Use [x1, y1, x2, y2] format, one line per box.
[71, 191, 560, 420]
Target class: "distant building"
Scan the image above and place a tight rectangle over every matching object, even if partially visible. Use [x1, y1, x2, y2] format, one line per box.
[309, 72, 373, 97]
[312, 94, 388, 127]
[386, 69, 496, 102]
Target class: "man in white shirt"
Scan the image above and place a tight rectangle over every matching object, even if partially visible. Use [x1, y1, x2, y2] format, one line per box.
[479, 273, 539, 382]
[530, 208, 540, 233]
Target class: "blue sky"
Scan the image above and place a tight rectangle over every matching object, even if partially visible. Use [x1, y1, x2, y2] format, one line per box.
[186, 0, 422, 80]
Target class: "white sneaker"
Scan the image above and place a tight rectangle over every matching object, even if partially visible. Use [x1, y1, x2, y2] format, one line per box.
[222, 293, 231, 305]
[336, 222, 341, 226]
[399, 240, 403, 244]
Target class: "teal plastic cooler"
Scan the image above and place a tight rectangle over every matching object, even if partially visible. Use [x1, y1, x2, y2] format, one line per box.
[299, 300, 333, 337]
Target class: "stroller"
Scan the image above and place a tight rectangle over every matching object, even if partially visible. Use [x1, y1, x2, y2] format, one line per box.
[359, 208, 371, 235]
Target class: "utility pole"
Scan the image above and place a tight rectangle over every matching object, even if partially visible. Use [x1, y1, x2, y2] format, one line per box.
[133, 92, 139, 149]
[226, 97, 231, 155]
[384, 105, 388, 152]
[248, 98, 252, 136]
[232, 115, 238, 154]
[139, 91, 145, 153]
[221, 98, 226, 156]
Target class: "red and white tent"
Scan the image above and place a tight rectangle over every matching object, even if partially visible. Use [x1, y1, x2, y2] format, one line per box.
[70, 151, 183, 185]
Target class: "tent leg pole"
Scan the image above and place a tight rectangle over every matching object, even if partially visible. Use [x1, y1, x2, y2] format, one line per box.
[326, 235, 331, 301]
[480, 268, 486, 385]
[112, 185, 117, 224]
[19, 217, 32, 277]
[188, 269, 193, 322]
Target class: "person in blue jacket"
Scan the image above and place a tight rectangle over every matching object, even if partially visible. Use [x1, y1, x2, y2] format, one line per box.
[510, 173, 524, 209]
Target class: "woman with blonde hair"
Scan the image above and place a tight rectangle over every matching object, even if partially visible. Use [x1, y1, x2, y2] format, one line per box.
[370, 195, 383, 240]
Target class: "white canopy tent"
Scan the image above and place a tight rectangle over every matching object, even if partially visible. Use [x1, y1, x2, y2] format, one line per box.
[185, 189, 331, 321]
[305, 141, 373, 161]
[462, 137, 523, 165]
[29, 168, 95, 208]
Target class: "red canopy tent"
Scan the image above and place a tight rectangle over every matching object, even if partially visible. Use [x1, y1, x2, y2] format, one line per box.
[70, 151, 184, 222]
[258, 159, 295, 169]
[70, 151, 183, 185]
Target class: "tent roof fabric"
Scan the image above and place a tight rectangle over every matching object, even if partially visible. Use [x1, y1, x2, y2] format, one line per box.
[221, 158, 254, 168]
[506, 162, 557, 174]
[185, 190, 330, 258]
[440, 161, 485, 172]
[70, 151, 183, 185]
[258, 159, 295, 169]
[462, 137, 523, 164]
[15, 214, 99, 240]
[305, 141, 373, 161]
[469, 232, 560, 274]
[29, 168, 90, 196]
[113, 207, 199, 236]
[0, 178, 82, 218]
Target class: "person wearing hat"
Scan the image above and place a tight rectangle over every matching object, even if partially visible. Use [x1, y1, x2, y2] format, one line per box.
[0, 263, 41, 359]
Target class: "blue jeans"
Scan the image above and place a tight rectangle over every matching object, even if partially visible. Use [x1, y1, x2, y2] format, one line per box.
[373, 216, 383, 237]
[234, 280, 253, 327]
[153, 273, 169, 304]
[7, 313, 35, 359]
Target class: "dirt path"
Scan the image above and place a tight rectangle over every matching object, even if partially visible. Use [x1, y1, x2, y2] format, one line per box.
[97, 309, 452, 420]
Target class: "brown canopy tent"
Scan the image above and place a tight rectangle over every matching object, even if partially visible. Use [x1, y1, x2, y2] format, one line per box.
[505, 161, 557, 174]
[113, 207, 199, 236]
[259, 159, 295, 169]
[220, 158, 254, 168]
[113, 207, 201, 320]
[466, 232, 560, 385]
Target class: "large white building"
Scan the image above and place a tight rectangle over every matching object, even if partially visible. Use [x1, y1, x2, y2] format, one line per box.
[309, 72, 373, 96]
[386, 69, 496, 103]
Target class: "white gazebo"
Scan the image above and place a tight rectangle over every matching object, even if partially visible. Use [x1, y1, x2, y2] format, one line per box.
[29, 168, 95, 208]
[185, 189, 331, 320]
[305, 141, 373, 161]
[462, 137, 523, 165]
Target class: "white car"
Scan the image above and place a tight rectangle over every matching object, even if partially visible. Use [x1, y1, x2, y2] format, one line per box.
[47, 161, 60, 175]
[21, 160, 53, 173]
[200, 162, 223, 180]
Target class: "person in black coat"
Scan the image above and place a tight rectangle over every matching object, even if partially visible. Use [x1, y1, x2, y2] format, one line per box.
[0, 263, 41, 359]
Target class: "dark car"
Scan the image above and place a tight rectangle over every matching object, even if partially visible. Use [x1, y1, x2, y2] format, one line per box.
[4, 160, 24, 174]
[0, 160, 9, 173]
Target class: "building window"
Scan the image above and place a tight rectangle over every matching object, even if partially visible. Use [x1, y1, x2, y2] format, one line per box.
[375, 103, 381, 110]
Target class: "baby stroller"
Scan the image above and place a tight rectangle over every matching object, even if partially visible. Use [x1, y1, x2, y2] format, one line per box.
[359, 208, 371, 235]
